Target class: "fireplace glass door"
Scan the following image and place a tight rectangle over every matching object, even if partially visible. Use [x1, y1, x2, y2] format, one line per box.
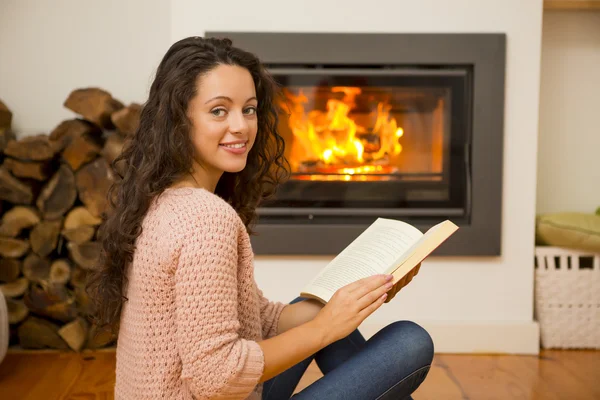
[260, 67, 472, 223]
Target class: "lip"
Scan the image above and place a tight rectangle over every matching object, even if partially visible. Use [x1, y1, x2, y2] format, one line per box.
[219, 140, 248, 145]
[219, 140, 248, 155]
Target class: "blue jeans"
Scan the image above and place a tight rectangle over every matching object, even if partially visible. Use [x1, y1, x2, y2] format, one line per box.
[262, 297, 434, 400]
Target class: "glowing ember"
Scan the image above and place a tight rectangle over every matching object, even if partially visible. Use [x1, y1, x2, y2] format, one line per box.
[282, 86, 404, 179]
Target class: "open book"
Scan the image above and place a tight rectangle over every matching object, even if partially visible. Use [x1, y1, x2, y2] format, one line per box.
[299, 218, 459, 304]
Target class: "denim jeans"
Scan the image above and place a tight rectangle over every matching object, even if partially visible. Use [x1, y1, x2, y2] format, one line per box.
[262, 297, 434, 400]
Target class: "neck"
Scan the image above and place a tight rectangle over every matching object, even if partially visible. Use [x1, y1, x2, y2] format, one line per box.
[173, 161, 222, 193]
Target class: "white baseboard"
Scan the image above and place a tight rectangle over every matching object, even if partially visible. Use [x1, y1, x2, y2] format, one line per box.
[358, 320, 540, 355]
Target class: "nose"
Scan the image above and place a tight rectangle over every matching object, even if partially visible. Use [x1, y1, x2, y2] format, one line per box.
[229, 110, 249, 135]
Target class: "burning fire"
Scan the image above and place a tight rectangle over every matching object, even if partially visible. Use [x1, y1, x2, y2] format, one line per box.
[282, 86, 404, 178]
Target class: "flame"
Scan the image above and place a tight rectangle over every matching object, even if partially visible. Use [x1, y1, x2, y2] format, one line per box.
[283, 86, 404, 179]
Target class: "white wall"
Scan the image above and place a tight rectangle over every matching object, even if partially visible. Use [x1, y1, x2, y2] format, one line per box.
[536, 11, 600, 215]
[172, 0, 543, 353]
[0, 0, 170, 135]
[0, 0, 544, 353]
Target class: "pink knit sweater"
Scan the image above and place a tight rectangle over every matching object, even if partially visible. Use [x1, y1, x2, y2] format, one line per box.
[114, 187, 287, 399]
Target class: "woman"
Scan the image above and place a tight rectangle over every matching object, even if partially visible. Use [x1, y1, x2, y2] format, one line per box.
[88, 36, 434, 400]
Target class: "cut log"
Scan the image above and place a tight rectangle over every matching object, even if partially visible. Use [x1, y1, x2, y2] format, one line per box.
[58, 317, 89, 351]
[0, 237, 29, 258]
[2, 157, 54, 181]
[70, 267, 87, 288]
[0, 167, 34, 204]
[64, 88, 124, 129]
[1, 128, 16, 153]
[67, 241, 100, 270]
[30, 219, 62, 257]
[7, 298, 29, 324]
[0, 277, 29, 298]
[4, 134, 59, 161]
[0, 258, 21, 282]
[49, 259, 71, 285]
[0, 206, 40, 237]
[49, 119, 102, 151]
[61, 134, 102, 171]
[18, 316, 69, 350]
[75, 286, 92, 315]
[0, 99, 12, 129]
[101, 132, 126, 167]
[24, 282, 78, 323]
[64, 206, 102, 230]
[86, 324, 117, 349]
[62, 225, 95, 244]
[75, 158, 113, 217]
[36, 164, 77, 219]
[22, 253, 51, 283]
[111, 103, 141, 136]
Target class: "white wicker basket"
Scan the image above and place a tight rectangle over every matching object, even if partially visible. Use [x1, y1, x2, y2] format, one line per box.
[534, 246, 600, 349]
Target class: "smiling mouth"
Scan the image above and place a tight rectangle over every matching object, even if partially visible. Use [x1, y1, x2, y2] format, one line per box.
[220, 142, 246, 149]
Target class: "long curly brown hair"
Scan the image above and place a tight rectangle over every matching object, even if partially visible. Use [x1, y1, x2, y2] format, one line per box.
[87, 36, 289, 331]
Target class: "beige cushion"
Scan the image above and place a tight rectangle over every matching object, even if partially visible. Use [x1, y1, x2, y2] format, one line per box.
[536, 212, 600, 253]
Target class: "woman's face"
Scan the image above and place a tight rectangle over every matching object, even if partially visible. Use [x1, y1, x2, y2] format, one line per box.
[187, 64, 258, 179]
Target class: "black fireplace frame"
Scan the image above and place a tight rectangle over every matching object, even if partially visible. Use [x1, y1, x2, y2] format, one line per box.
[206, 32, 506, 256]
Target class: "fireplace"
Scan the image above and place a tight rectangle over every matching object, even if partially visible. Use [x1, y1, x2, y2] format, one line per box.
[269, 67, 468, 214]
[207, 32, 506, 256]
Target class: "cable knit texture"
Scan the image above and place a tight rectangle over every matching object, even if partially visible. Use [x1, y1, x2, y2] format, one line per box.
[114, 188, 287, 400]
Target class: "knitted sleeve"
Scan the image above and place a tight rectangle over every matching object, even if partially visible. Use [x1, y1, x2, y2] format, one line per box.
[174, 200, 264, 399]
[256, 287, 286, 339]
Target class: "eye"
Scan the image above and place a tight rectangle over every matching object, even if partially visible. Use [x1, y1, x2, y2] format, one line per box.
[211, 108, 227, 117]
[244, 106, 257, 115]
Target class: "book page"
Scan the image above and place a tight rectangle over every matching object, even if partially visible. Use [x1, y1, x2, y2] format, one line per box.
[300, 218, 423, 302]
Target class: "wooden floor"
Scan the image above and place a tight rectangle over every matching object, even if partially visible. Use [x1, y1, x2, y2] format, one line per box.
[0, 349, 598, 399]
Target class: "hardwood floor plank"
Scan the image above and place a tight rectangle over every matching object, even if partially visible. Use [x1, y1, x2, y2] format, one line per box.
[548, 350, 600, 398]
[431, 354, 552, 400]
[0, 352, 116, 400]
[0, 350, 598, 399]
[533, 351, 600, 400]
[63, 353, 116, 399]
[22, 354, 83, 400]
[0, 353, 60, 399]
[411, 357, 466, 400]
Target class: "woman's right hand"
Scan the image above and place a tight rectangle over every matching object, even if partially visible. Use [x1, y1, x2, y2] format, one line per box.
[311, 274, 394, 345]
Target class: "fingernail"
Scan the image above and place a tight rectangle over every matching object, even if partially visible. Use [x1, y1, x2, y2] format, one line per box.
[386, 274, 393, 281]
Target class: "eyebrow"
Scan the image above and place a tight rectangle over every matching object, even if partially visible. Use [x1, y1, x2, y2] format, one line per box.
[204, 96, 257, 104]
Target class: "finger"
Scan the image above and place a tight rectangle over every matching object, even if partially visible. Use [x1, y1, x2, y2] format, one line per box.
[350, 274, 392, 299]
[344, 274, 390, 294]
[356, 280, 393, 311]
[358, 292, 387, 319]
[382, 282, 400, 303]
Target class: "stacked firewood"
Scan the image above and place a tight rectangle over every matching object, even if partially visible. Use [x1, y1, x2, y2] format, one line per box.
[0, 90, 139, 351]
